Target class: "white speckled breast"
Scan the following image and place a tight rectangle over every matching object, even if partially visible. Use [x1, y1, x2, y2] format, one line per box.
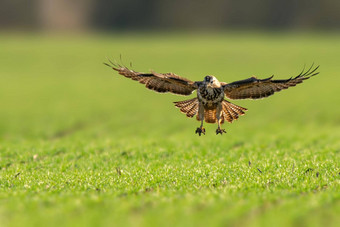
[197, 86, 224, 107]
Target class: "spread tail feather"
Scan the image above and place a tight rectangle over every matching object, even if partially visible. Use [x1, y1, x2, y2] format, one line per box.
[175, 98, 247, 123]
[174, 98, 199, 118]
[204, 109, 219, 123]
[222, 100, 247, 123]
[202, 101, 247, 124]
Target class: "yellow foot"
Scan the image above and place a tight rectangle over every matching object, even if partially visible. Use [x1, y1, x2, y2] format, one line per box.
[216, 128, 226, 135]
[195, 127, 206, 136]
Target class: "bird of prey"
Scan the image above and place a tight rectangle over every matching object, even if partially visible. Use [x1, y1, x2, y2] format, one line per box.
[104, 60, 319, 136]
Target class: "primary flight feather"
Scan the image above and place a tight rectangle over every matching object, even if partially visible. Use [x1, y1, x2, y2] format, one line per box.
[105, 60, 319, 136]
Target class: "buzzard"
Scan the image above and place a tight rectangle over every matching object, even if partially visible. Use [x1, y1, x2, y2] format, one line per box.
[105, 60, 319, 136]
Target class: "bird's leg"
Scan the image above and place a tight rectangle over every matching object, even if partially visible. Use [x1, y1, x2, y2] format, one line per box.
[215, 104, 226, 135]
[216, 120, 226, 135]
[195, 120, 205, 136]
[195, 104, 205, 136]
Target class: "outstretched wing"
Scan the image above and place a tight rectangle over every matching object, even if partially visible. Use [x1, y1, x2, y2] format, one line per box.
[222, 64, 319, 100]
[104, 60, 198, 96]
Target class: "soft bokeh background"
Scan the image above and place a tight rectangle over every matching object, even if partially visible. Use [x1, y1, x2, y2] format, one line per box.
[0, 0, 339, 140]
[0, 1, 339, 227]
[1, 0, 340, 31]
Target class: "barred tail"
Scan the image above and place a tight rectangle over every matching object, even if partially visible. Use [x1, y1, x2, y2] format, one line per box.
[174, 98, 199, 118]
[204, 109, 218, 123]
[222, 100, 247, 123]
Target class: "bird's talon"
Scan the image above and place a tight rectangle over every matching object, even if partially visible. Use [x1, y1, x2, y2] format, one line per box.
[195, 127, 206, 136]
[216, 128, 226, 135]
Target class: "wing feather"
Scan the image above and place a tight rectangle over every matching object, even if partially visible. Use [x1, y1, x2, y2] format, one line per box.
[104, 60, 198, 96]
[223, 64, 319, 99]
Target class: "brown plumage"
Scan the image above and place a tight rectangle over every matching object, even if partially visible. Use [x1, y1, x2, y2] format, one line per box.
[174, 98, 199, 118]
[175, 100, 247, 124]
[222, 100, 247, 123]
[104, 62, 196, 95]
[222, 65, 319, 99]
[105, 60, 319, 136]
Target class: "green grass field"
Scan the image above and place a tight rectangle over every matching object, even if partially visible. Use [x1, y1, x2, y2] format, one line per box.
[0, 32, 339, 227]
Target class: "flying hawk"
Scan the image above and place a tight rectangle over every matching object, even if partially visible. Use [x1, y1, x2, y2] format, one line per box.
[105, 60, 319, 136]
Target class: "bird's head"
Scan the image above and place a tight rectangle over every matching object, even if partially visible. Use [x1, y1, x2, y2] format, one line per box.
[204, 75, 221, 88]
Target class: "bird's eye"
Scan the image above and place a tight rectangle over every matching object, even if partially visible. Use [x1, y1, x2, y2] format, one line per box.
[205, 76, 211, 81]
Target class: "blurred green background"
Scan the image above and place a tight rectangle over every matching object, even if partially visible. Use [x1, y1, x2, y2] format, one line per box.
[0, 32, 339, 140]
[0, 1, 339, 227]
